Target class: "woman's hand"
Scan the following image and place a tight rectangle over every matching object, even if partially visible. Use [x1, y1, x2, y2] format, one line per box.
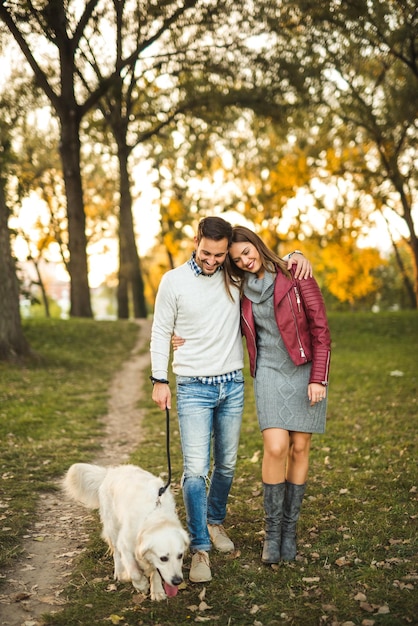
[287, 253, 312, 279]
[308, 383, 327, 406]
[172, 334, 185, 351]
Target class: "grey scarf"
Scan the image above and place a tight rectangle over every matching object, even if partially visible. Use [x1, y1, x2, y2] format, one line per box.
[243, 271, 276, 304]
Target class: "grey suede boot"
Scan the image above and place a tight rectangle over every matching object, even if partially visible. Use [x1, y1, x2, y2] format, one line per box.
[281, 481, 306, 561]
[262, 482, 286, 564]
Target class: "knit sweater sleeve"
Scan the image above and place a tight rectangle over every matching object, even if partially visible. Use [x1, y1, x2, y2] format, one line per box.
[298, 276, 331, 385]
[151, 264, 243, 379]
[150, 271, 177, 380]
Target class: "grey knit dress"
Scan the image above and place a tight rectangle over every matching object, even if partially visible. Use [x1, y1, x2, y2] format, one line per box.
[244, 272, 327, 434]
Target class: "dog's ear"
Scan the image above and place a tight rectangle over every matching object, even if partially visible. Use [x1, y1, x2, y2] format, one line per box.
[180, 528, 190, 550]
[136, 530, 153, 559]
[137, 526, 190, 558]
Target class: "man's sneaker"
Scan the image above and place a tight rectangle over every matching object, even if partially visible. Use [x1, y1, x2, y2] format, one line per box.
[208, 524, 234, 553]
[189, 550, 212, 583]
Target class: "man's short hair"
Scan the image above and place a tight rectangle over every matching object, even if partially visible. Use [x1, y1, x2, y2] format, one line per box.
[197, 216, 232, 244]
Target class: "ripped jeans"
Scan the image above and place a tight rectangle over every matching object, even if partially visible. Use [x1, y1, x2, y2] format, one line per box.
[176, 373, 244, 552]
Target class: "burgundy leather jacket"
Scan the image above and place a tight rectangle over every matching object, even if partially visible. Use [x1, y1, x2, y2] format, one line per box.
[240, 269, 331, 385]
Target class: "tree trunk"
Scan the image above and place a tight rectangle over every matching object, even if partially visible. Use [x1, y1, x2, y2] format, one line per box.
[383, 213, 416, 308]
[0, 183, 30, 360]
[58, 111, 93, 318]
[117, 145, 147, 319]
[32, 259, 51, 318]
[117, 243, 130, 319]
[388, 166, 418, 309]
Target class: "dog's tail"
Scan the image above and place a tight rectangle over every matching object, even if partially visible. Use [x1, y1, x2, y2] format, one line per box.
[63, 463, 107, 509]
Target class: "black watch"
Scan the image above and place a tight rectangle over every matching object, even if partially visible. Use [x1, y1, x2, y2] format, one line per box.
[149, 376, 169, 385]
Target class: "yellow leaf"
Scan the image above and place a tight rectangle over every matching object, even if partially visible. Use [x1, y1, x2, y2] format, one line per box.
[108, 615, 124, 624]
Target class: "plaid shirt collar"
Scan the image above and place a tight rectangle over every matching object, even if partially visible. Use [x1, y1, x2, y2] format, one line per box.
[187, 251, 223, 278]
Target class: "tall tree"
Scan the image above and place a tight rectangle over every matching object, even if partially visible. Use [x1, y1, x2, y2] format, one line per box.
[0, 184, 30, 360]
[255, 0, 418, 305]
[0, 1, 202, 316]
[79, 0, 258, 317]
[2, 0, 250, 318]
[0, 106, 30, 360]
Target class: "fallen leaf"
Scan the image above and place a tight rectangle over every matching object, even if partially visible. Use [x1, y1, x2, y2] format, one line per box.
[107, 614, 124, 624]
[132, 593, 147, 605]
[198, 587, 206, 601]
[354, 592, 367, 602]
[393, 580, 414, 590]
[335, 556, 351, 567]
[39, 595, 65, 605]
[12, 592, 32, 602]
[58, 550, 81, 558]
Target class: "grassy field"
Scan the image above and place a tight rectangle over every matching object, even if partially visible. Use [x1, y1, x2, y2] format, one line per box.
[0, 312, 417, 625]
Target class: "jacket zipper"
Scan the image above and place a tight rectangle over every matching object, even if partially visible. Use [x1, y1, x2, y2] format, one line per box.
[287, 292, 306, 360]
[294, 286, 301, 312]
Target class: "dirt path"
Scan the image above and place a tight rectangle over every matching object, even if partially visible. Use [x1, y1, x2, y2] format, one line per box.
[0, 319, 152, 626]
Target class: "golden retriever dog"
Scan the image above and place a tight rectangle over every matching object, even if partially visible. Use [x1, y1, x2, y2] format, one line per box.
[64, 463, 189, 601]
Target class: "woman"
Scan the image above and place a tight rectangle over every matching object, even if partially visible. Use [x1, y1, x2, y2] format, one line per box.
[227, 226, 331, 564]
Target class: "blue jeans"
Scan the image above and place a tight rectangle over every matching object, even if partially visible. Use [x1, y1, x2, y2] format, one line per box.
[176, 373, 244, 552]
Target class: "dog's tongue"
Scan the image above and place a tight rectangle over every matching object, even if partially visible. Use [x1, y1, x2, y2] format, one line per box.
[164, 582, 178, 597]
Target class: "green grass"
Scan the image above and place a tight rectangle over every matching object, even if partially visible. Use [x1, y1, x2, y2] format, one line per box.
[0, 318, 139, 567]
[1, 312, 417, 625]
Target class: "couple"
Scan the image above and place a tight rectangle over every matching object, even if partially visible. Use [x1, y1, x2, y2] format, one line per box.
[150, 216, 331, 584]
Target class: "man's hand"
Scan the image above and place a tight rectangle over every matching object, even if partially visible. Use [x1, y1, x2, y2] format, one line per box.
[287, 253, 312, 279]
[172, 335, 185, 351]
[152, 383, 172, 410]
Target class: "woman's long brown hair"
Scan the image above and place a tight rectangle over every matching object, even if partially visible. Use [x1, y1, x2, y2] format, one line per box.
[225, 226, 291, 295]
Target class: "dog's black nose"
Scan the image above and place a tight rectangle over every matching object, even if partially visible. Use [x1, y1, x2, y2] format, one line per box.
[171, 575, 183, 586]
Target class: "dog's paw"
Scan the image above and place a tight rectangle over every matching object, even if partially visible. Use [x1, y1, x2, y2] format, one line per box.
[114, 569, 130, 582]
[150, 589, 167, 602]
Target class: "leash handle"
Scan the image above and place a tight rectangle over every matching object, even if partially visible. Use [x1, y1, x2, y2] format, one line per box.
[158, 407, 171, 497]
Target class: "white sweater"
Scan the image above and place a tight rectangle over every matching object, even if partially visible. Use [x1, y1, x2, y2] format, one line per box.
[150, 262, 243, 379]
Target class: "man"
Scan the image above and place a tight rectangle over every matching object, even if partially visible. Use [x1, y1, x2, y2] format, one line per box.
[150, 216, 310, 583]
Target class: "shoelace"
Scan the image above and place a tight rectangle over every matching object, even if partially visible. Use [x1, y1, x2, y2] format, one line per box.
[195, 551, 209, 564]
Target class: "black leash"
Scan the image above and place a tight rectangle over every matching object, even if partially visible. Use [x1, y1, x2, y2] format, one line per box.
[158, 407, 172, 497]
